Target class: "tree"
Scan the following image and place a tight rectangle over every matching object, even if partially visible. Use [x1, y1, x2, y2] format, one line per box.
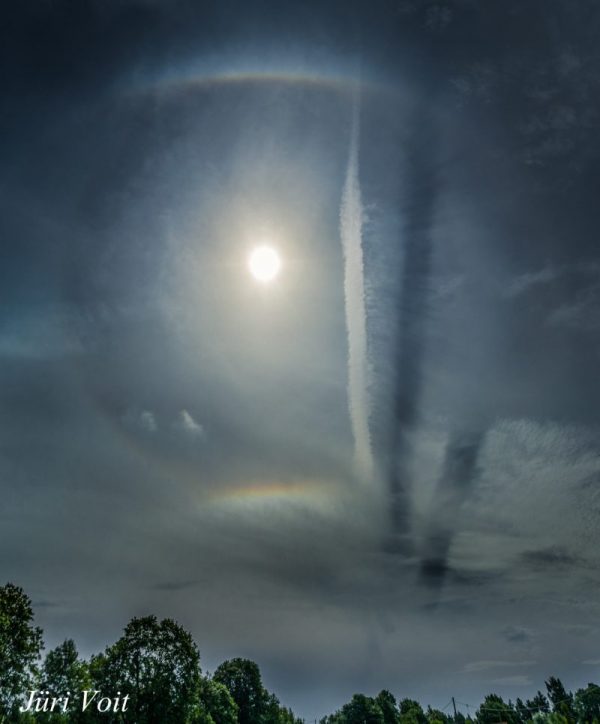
[38, 639, 91, 723]
[92, 615, 202, 724]
[399, 699, 427, 724]
[545, 678, 575, 722]
[426, 707, 449, 724]
[515, 698, 529, 723]
[213, 658, 268, 724]
[198, 678, 238, 724]
[273, 703, 303, 724]
[321, 694, 384, 724]
[526, 694, 550, 717]
[574, 683, 600, 723]
[377, 690, 400, 724]
[340, 694, 385, 724]
[475, 694, 519, 724]
[530, 714, 568, 724]
[0, 583, 43, 721]
[262, 692, 303, 724]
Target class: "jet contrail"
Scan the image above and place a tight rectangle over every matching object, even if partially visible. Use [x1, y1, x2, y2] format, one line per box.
[340, 90, 373, 481]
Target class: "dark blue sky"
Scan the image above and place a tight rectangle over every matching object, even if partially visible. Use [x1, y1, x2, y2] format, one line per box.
[2, 1, 600, 719]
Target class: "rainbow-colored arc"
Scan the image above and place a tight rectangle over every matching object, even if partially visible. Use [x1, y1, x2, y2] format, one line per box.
[204, 480, 341, 508]
[124, 60, 401, 100]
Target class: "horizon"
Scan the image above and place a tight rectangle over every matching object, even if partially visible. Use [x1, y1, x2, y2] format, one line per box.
[8, 582, 600, 722]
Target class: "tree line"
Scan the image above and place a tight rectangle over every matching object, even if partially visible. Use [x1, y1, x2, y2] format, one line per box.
[2, 583, 600, 724]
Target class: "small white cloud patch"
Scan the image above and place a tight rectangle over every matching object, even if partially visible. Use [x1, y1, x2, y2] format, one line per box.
[177, 410, 204, 438]
[139, 410, 157, 433]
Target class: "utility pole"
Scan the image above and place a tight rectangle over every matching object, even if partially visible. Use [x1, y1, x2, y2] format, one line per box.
[452, 698, 457, 719]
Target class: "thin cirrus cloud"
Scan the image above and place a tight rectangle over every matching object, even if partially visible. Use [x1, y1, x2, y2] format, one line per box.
[463, 661, 536, 674]
[490, 676, 533, 687]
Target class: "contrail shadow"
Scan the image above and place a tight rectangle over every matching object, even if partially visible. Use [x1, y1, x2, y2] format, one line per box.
[384, 102, 437, 555]
[419, 430, 485, 586]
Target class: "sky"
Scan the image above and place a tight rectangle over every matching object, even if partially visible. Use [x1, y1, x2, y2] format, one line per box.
[2, 0, 600, 719]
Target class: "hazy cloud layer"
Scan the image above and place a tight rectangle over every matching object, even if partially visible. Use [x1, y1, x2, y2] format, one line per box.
[2, 0, 600, 719]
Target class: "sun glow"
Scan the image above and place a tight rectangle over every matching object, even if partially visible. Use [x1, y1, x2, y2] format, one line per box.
[248, 245, 281, 283]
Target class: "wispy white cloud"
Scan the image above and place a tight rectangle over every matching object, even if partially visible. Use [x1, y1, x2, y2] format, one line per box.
[490, 675, 533, 687]
[502, 625, 534, 644]
[340, 89, 373, 481]
[505, 265, 560, 297]
[546, 283, 600, 331]
[504, 260, 600, 300]
[0, 304, 82, 359]
[463, 660, 536, 673]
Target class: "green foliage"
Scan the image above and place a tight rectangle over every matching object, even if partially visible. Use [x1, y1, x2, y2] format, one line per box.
[399, 698, 427, 724]
[91, 615, 202, 724]
[545, 678, 575, 723]
[531, 713, 568, 724]
[377, 690, 400, 724]
[426, 706, 449, 724]
[214, 658, 267, 724]
[475, 694, 519, 724]
[345, 694, 384, 724]
[37, 640, 91, 723]
[0, 583, 44, 721]
[574, 684, 600, 723]
[263, 692, 303, 724]
[518, 693, 552, 720]
[322, 693, 385, 724]
[515, 698, 529, 722]
[274, 703, 303, 724]
[211, 658, 300, 724]
[199, 678, 239, 724]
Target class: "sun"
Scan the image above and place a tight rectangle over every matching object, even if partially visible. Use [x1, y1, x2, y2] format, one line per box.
[248, 245, 281, 283]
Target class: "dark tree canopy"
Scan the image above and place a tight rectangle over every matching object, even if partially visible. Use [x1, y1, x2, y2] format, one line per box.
[38, 640, 90, 723]
[546, 677, 575, 722]
[527, 693, 551, 716]
[399, 698, 427, 724]
[213, 659, 268, 724]
[426, 706, 449, 724]
[92, 615, 202, 724]
[2, 582, 600, 724]
[377, 690, 400, 724]
[475, 694, 519, 724]
[199, 678, 239, 724]
[0, 583, 43, 720]
[321, 693, 385, 724]
[573, 684, 600, 724]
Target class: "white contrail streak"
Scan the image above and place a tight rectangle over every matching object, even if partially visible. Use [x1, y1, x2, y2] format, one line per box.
[340, 90, 373, 481]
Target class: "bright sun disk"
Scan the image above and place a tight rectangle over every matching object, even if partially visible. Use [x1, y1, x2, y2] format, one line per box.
[248, 245, 281, 283]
